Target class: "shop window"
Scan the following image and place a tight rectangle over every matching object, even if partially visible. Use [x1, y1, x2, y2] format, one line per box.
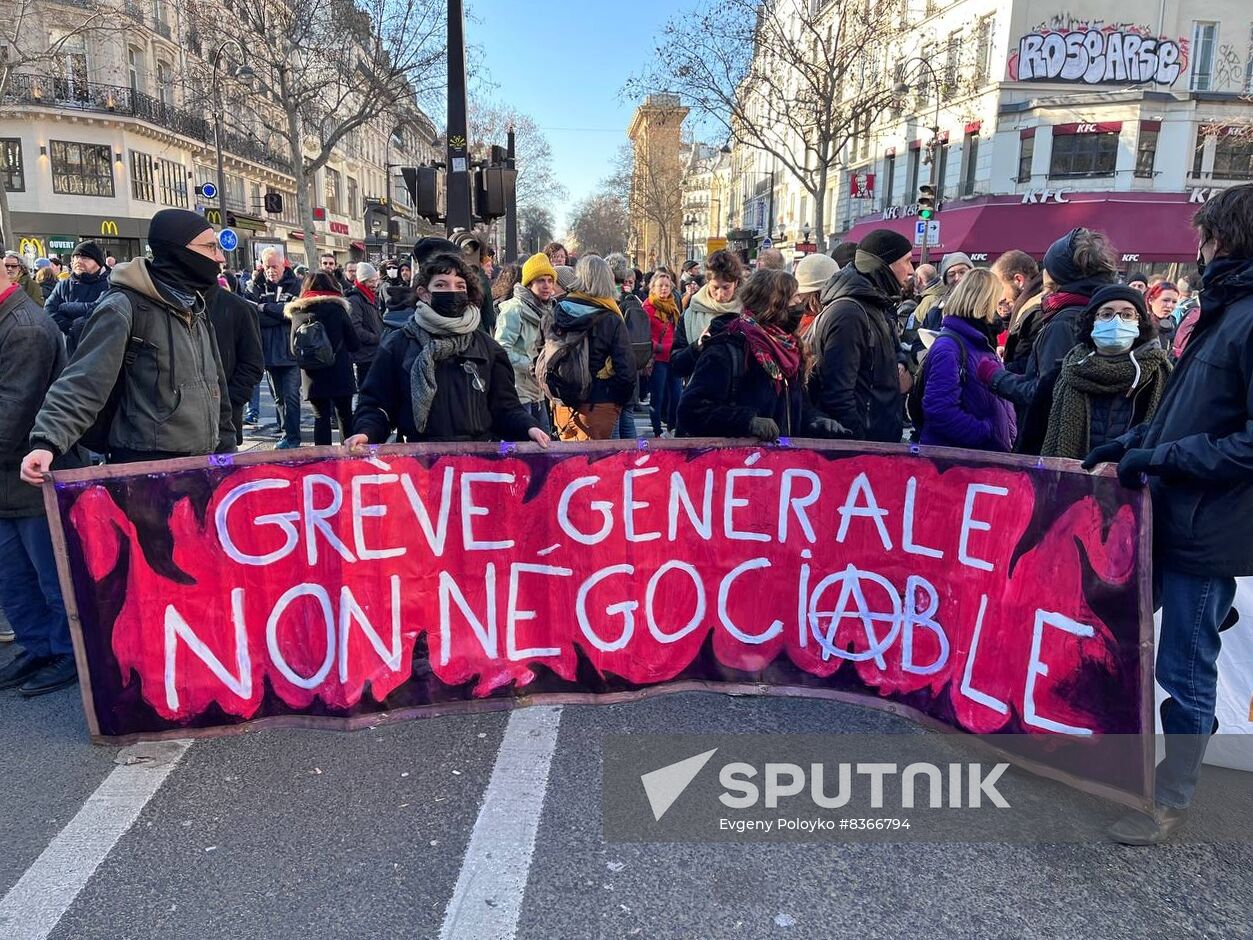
[50, 140, 114, 197]
[1135, 129, 1158, 178]
[1213, 134, 1253, 180]
[1048, 132, 1117, 179]
[1, 138, 24, 192]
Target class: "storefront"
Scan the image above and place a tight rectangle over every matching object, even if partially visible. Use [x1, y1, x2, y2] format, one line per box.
[12, 212, 147, 262]
[843, 190, 1205, 270]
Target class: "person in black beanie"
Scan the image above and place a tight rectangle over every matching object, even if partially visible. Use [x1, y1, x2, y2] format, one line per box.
[807, 229, 915, 442]
[44, 239, 111, 355]
[21, 208, 235, 479]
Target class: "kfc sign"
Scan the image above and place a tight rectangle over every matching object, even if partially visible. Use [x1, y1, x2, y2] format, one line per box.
[850, 173, 876, 198]
[1021, 189, 1070, 205]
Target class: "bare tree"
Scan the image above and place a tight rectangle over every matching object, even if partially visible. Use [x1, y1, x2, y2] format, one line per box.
[518, 205, 555, 255]
[626, 0, 907, 245]
[612, 142, 685, 269]
[469, 103, 567, 217]
[568, 193, 629, 258]
[0, 0, 121, 249]
[183, 0, 445, 253]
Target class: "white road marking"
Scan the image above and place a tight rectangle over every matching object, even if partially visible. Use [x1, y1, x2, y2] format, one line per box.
[440, 706, 562, 940]
[0, 739, 191, 940]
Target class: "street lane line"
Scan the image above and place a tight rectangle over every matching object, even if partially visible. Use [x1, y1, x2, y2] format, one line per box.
[0, 740, 191, 940]
[440, 706, 562, 940]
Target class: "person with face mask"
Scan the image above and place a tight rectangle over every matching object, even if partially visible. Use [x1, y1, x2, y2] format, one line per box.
[807, 229, 915, 442]
[344, 254, 547, 448]
[915, 269, 1017, 452]
[1017, 286, 1170, 460]
[21, 209, 234, 478]
[677, 269, 849, 442]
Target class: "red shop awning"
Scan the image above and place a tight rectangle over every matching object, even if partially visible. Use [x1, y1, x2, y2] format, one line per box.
[844, 191, 1201, 265]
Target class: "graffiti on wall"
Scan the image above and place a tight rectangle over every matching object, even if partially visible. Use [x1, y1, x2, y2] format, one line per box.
[1008, 19, 1189, 86]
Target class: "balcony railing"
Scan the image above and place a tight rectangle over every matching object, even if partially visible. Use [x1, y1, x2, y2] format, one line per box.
[3, 74, 292, 175]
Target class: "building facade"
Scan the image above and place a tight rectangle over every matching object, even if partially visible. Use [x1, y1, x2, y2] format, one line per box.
[723, 0, 1252, 269]
[0, 1, 437, 268]
[627, 95, 689, 270]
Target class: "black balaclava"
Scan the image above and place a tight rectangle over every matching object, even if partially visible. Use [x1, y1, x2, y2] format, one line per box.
[148, 208, 221, 296]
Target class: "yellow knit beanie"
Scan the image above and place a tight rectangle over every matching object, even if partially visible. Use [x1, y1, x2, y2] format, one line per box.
[521, 252, 559, 287]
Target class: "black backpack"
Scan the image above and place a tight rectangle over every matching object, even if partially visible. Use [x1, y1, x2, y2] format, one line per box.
[535, 315, 593, 407]
[621, 297, 653, 370]
[292, 318, 336, 370]
[906, 328, 969, 432]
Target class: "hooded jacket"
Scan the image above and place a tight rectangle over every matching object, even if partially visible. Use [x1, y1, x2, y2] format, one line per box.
[351, 316, 537, 444]
[45, 268, 111, 354]
[0, 285, 79, 516]
[494, 283, 551, 404]
[1116, 257, 1253, 576]
[345, 284, 385, 364]
[285, 293, 361, 400]
[247, 268, 302, 368]
[29, 259, 233, 458]
[806, 265, 905, 443]
[548, 296, 637, 406]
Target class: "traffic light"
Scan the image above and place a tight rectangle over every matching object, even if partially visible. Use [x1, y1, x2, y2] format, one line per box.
[263, 192, 283, 214]
[917, 184, 936, 220]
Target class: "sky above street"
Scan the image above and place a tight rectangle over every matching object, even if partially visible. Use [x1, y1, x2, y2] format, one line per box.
[469, 0, 679, 236]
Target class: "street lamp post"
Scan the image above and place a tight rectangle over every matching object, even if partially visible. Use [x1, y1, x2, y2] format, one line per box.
[210, 40, 254, 263]
[684, 214, 697, 261]
[894, 56, 943, 266]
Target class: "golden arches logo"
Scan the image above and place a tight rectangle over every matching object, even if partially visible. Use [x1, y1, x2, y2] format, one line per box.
[18, 237, 44, 257]
[99, 220, 119, 236]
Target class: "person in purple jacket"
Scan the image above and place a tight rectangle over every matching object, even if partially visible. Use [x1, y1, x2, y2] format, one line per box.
[918, 269, 1016, 451]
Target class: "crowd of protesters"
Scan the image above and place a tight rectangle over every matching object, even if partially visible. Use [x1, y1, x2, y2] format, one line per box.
[1, 184, 1251, 847]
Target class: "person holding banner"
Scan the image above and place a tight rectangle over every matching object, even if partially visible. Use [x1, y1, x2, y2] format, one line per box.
[677, 268, 850, 443]
[345, 254, 548, 449]
[1086, 184, 1253, 845]
[20, 209, 235, 479]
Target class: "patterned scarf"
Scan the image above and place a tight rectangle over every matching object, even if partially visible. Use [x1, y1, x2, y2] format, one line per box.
[1041, 343, 1169, 459]
[401, 300, 482, 434]
[648, 292, 680, 324]
[725, 311, 801, 392]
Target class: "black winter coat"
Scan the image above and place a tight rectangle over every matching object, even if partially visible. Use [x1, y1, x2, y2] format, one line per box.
[285, 295, 361, 400]
[247, 270, 302, 368]
[806, 267, 905, 443]
[545, 297, 637, 406]
[207, 287, 265, 410]
[45, 269, 110, 354]
[345, 286, 385, 364]
[1118, 258, 1253, 576]
[677, 332, 850, 439]
[670, 312, 736, 380]
[352, 326, 538, 444]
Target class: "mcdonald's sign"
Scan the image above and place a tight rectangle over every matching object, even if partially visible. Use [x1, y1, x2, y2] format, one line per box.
[99, 220, 119, 237]
[17, 237, 45, 258]
[204, 208, 222, 226]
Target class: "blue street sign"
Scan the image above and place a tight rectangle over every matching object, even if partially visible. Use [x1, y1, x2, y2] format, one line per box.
[760, 237, 773, 249]
[200, 181, 218, 200]
[218, 228, 239, 252]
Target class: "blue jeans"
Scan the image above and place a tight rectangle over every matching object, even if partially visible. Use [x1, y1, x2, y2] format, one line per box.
[0, 515, 72, 657]
[267, 365, 302, 445]
[649, 362, 681, 436]
[246, 383, 261, 420]
[1154, 566, 1237, 809]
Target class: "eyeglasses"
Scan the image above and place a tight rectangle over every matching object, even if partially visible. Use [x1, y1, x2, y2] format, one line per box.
[3, 263, 21, 269]
[1095, 308, 1140, 322]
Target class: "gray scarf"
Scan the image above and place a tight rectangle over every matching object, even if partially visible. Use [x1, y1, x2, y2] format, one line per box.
[512, 282, 551, 325]
[401, 300, 481, 433]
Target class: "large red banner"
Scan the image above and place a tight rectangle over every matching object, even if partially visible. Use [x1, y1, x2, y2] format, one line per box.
[46, 442, 1152, 796]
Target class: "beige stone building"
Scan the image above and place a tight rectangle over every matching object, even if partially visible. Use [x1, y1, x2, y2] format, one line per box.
[626, 95, 688, 270]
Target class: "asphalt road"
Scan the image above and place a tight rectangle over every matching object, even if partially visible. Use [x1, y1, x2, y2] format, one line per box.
[2, 633, 1251, 940]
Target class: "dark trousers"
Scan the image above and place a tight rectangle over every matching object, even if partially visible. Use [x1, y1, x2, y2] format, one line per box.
[523, 400, 551, 434]
[355, 361, 374, 389]
[231, 403, 245, 446]
[310, 396, 354, 445]
[649, 361, 682, 436]
[267, 365, 302, 445]
[0, 515, 72, 657]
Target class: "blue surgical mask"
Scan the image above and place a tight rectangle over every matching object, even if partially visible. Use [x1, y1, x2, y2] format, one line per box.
[1091, 317, 1139, 353]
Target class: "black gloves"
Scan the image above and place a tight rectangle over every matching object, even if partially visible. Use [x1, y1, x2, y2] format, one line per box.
[1081, 440, 1127, 470]
[1116, 449, 1154, 488]
[748, 417, 780, 442]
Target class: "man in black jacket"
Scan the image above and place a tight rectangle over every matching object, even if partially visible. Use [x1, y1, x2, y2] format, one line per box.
[0, 282, 79, 696]
[207, 284, 265, 446]
[1085, 184, 1253, 845]
[246, 248, 303, 448]
[807, 229, 914, 442]
[44, 240, 111, 355]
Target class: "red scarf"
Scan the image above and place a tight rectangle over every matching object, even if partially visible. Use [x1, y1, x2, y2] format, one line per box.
[1041, 290, 1090, 318]
[301, 289, 342, 299]
[726, 312, 801, 391]
[357, 282, 377, 304]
